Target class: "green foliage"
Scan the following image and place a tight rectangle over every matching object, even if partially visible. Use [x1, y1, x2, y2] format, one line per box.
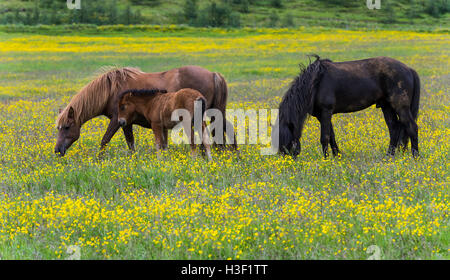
[129, 0, 160, 5]
[183, 0, 198, 24]
[406, 0, 422, 19]
[282, 13, 295, 27]
[424, 0, 449, 17]
[315, 0, 359, 7]
[240, 0, 250, 13]
[0, 0, 143, 25]
[0, 0, 448, 27]
[268, 12, 279, 27]
[271, 0, 283, 8]
[380, 0, 396, 23]
[194, 1, 241, 27]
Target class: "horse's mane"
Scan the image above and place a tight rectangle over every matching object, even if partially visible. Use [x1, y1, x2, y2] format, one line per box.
[279, 55, 330, 137]
[57, 66, 144, 126]
[118, 88, 168, 101]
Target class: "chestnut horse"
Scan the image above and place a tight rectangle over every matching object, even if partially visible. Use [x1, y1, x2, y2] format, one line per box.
[55, 66, 233, 156]
[276, 56, 420, 158]
[117, 88, 212, 160]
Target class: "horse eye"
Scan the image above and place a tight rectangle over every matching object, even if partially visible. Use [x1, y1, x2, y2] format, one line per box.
[120, 105, 125, 111]
[64, 126, 70, 130]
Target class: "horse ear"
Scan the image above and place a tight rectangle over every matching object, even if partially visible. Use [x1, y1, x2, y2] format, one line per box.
[124, 92, 132, 100]
[68, 106, 75, 120]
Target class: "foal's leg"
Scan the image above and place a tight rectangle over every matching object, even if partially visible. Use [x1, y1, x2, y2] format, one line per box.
[122, 125, 135, 152]
[319, 110, 332, 158]
[181, 121, 196, 157]
[162, 128, 169, 150]
[190, 125, 197, 157]
[330, 123, 340, 157]
[152, 124, 164, 159]
[381, 106, 401, 156]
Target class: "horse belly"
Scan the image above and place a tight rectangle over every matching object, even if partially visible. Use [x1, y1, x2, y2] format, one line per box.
[333, 86, 383, 113]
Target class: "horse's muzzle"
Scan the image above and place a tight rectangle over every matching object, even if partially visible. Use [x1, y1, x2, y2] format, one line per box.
[118, 118, 127, 127]
[55, 146, 66, 157]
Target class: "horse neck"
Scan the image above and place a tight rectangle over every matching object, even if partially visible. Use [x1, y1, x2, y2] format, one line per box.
[70, 90, 113, 127]
[132, 95, 159, 117]
[279, 96, 310, 140]
[295, 113, 308, 139]
[75, 77, 138, 126]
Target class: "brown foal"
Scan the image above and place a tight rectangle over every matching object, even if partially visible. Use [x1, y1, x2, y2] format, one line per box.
[117, 88, 212, 160]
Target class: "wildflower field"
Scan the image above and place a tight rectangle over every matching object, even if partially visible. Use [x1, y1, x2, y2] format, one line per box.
[0, 26, 448, 259]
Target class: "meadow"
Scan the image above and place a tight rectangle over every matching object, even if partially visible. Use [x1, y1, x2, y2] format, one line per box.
[0, 26, 448, 259]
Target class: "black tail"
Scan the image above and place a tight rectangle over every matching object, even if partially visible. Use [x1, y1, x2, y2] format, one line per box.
[410, 68, 420, 121]
[200, 97, 206, 118]
[399, 68, 420, 149]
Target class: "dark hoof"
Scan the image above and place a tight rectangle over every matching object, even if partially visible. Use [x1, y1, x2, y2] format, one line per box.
[332, 149, 341, 157]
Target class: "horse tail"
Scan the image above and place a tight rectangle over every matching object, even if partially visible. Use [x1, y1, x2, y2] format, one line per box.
[212, 72, 236, 148]
[399, 68, 420, 149]
[410, 68, 420, 121]
[199, 96, 207, 119]
[212, 72, 228, 113]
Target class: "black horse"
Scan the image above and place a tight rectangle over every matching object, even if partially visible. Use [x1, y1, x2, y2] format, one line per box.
[275, 55, 420, 158]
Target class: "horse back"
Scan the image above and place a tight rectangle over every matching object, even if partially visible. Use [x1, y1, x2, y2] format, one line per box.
[159, 88, 206, 129]
[316, 57, 414, 114]
[176, 66, 217, 106]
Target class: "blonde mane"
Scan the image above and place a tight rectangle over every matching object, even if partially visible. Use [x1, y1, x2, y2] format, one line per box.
[57, 66, 144, 127]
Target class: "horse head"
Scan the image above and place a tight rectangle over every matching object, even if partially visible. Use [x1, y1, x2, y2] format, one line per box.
[117, 92, 138, 127]
[55, 106, 80, 156]
[276, 118, 301, 158]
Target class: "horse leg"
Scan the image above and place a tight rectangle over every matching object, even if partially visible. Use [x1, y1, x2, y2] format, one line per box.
[181, 120, 196, 157]
[152, 124, 164, 159]
[162, 128, 169, 150]
[122, 125, 135, 152]
[381, 105, 401, 157]
[215, 104, 237, 150]
[190, 124, 197, 157]
[330, 122, 340, 157]
[99, 118, 120, 156]
[396, 108, 419, 158]
[225, 118, 238, 150]
[319, 110, 332, 158]
[201, 123, 212, 161]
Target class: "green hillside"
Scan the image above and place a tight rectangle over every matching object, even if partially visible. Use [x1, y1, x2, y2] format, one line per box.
[0, 0, 448, 29]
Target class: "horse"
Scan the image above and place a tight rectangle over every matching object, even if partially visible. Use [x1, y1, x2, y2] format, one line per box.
[55, 65, 234, 157]
[117, 88, 212, 160]
[275, 55, 420, 158]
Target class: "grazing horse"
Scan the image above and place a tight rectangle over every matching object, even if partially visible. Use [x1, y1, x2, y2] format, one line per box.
[276, 55, 420, 158]
[55, 65, 233, 156]
[117, 88, 212, 160]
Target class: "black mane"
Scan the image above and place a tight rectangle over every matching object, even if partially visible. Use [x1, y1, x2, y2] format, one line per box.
[276, 55, 330, 154]
[279, 55, 330, 134]
[118, 88, 168, 100]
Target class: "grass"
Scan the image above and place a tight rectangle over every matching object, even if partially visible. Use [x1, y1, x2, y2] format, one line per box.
[0, 26, 448, 259]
